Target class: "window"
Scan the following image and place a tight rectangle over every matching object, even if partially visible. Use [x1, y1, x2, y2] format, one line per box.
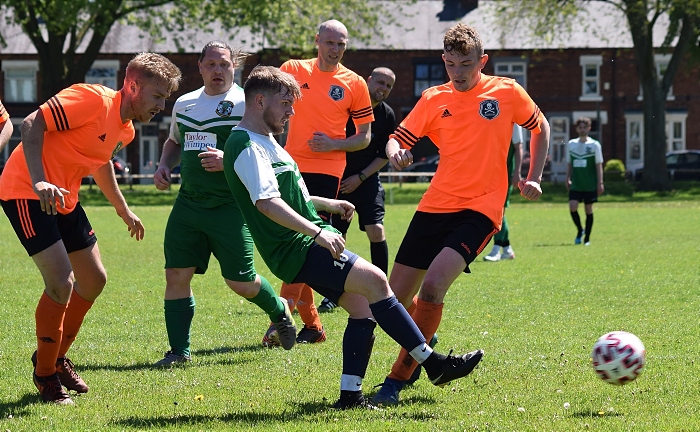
[624, 112, 687, 168]
[494, 60, 527, 88]
[414, 63, 445, 97]
[666, 113, 686, 152]
[85, 60, 119, 90]
[2, 60, 39, 103]
[638, 54, 674, 101]
[579, 55, 603, 102]
[548, 117, 570, 182]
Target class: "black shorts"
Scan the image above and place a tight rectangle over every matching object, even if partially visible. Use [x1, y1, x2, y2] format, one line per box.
[1, 199, 97, 256]
[332, 175, 385, 234]
[292, 243, 359, 305]
[395, 209, 497, 274]
[569, 190, 598, 204]
[301, 173, 340, 222]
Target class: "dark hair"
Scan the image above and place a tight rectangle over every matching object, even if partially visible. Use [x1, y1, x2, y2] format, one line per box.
[443, 23, 484, 57]
[125, 53, 182, 93]
[199, 41, 249, 69]
[575, 117, 592, 128]
[243, 65, 302, 103]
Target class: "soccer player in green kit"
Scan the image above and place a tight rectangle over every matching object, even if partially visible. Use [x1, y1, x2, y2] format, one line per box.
[223, 65, 482, 409]
[152, 42, 296, 366]
[566, 117, 604, 246]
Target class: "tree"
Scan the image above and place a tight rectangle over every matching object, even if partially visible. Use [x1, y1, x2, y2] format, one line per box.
[493, 0, 700, 191]
[0, 0, 390, 102]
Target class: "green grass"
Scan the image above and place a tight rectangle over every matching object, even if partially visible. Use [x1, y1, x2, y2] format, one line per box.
[1, 191, 699, 431]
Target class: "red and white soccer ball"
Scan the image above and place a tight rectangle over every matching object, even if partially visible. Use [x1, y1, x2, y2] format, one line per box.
[592, 331, 646, 385]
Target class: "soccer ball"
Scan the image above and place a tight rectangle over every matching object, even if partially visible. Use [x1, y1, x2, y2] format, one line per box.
[591, 331, 646, 385]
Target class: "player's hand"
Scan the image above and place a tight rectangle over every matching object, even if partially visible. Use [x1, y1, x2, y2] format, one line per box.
[33, 181, 70, 215]
[389, 149, 413, 170]
[326, 199, 355, 221]
[518, 180, 542, 201]
[339, 175, 362, 194]
[199, 146, 224, 172]
[307, 132, 336, 152]
[597, 182, 605, 196]
[314, 229, 346, 260]
[118, 208, 145, 241]
[153, 166, 171, 190]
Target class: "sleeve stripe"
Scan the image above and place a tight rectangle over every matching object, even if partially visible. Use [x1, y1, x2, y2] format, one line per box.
[521, 107, 541, 131]
[350, 107, 373, 119]
[0, 102, 6, 117]
[394, 126, 419, 148]
[47, 96, 70, 131]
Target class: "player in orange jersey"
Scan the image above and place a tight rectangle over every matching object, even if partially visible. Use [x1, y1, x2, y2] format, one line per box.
[372, 23, 550, 406]
[0, 98, 13, 154]
[262, 19, 375, 346]
[0, 53, 181, 404]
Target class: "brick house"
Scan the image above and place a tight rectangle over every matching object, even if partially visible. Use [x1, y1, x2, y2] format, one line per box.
[1, 0, 698, 182]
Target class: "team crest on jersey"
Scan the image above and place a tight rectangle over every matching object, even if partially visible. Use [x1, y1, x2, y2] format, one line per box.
[111, 142, 123, 159]
[479, 100, 499, 120]
[329, 85, 345, 101]
[215, 100, 235, 117]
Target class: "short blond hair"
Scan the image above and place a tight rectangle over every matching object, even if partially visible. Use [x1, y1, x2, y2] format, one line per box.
[125, 53, 182, 93]
[443, 23, 484, 57]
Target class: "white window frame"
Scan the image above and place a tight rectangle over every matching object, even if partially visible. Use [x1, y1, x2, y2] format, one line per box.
[637, 54, 674, 101]
[548, 116, 570, 182]
[624, 112, 687, 169]
[625, 114, 643, 171]
[493, 59, 527, 88]
[85, 59, 120, 90]
[579, 55, 603, 102]
[2, 60, 39, 103]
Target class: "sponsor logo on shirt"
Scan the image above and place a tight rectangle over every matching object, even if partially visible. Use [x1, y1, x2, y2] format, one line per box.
[441, 109, 452, 118]
[98, 133, 106, 142]
[300, 83, 310, 89]
[479, 99, 499, 120]
[329, 85, 345, 101]
[184, 131, 217, 151]
[215, 100, 234, 117]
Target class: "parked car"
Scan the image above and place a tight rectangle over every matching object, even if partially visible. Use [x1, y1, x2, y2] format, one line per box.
[631, 150, 700, 181]
[398, 154, 439, 182]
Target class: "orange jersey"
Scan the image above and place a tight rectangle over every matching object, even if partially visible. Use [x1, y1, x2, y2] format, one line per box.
[0, 84, 134, 214]
[0, 98, 9, 122]
[281, 59, 374, 177]
[393, 75, 544, 228]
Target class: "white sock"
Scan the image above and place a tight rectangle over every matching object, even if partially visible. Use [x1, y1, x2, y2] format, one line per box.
[340, 374, 363, 392]
[409, 343, 434, 364]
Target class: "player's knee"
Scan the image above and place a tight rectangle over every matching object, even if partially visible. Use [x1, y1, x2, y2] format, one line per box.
[227, 280, 258, 298]
[365, 224, 385, 242]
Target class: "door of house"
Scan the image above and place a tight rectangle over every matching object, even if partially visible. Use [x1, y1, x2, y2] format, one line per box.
[139, 124, 159, 184]
[548, 117, 570, 183]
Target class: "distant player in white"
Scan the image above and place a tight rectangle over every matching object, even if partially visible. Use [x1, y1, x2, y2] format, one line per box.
[566, 116, 604, 245]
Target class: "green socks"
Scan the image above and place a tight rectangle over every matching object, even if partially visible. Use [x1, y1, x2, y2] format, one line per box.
[246, 276, 285, 321]
[164, 296, 195, 356]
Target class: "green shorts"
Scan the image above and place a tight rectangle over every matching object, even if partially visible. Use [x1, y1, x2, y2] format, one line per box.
[164, 198, 255, 282]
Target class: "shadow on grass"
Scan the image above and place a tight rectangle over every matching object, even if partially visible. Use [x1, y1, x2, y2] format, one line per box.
[75, 344, 264, 372]
[0, 393, 42, 417]
[110, 399, 442, 428]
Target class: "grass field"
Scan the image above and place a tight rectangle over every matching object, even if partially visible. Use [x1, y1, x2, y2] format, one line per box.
[0, 183, 699, 431]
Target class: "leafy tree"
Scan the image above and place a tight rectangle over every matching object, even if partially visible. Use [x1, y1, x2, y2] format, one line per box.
[493, 0, 700, 191]
[0, 0, 391, 102]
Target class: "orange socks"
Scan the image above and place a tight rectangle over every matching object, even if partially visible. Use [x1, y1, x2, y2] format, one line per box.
[59, 291, 94, 358]
[279, 282, 323, 330]
[388, 298, 443, 381]
[35, 293, 68, 376]
[297, 285, 323, 331]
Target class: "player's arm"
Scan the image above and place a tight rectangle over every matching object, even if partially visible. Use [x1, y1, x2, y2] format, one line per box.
[308, 122, 371, 153]
[339, 157, 389, 194]
[566, 159, 572, 191]
[310, 196, 355, 221]
[518, 117, 550, 201]
[0, 117, 13, 153]
[386, 137, 413, 170]
[92, 162, 144, 241]
[512, 141, 523, 187]
[596, 162, 604, 196]
[21, 110, 70, 215]
[153, 138, 182, 190]
[256, 197, 346, 259]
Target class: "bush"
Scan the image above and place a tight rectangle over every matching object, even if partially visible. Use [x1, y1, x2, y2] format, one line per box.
[605, 159, 626, 172]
